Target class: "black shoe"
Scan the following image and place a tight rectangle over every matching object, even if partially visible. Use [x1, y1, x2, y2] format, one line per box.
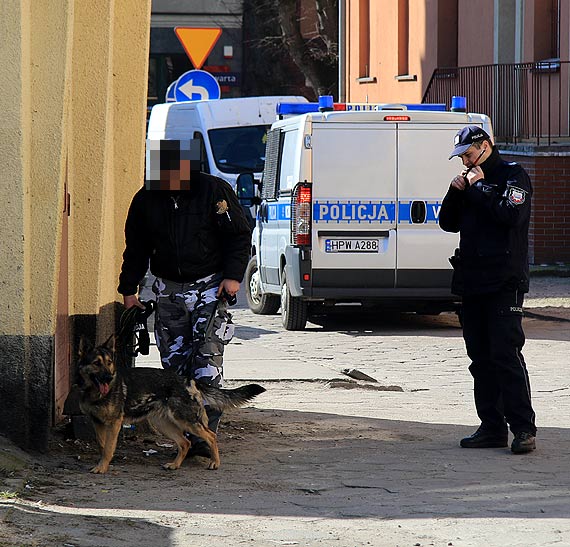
[187, 441, 211, 459]
[511, 432, 536, 454]
[460, 428, 508, 448]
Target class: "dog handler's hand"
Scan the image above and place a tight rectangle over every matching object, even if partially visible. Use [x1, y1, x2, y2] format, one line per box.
[124, 294, 145, 310]
[217, 279, 240, 299]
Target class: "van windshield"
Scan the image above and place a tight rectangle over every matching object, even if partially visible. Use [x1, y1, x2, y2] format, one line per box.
[208, 125, 270, 174]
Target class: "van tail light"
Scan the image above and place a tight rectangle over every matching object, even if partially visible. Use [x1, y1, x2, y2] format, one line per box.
[292, 182, 312, 246]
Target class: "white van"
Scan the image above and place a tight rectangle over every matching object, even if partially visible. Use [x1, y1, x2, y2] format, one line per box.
[237, 100, 494, 330]
[146, 96, 308, 188]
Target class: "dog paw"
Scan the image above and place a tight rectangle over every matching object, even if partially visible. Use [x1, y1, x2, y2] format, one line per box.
[207, 460, 220, 470]
[162, 462, 180, 471]
[90, 465, 108, 474]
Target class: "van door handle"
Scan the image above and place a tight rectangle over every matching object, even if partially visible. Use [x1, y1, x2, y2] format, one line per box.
[411, 201, 427, 224]
[259, 202, 268, 222]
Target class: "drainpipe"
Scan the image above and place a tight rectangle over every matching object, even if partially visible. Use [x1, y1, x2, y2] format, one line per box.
[338, 0, 346, 101]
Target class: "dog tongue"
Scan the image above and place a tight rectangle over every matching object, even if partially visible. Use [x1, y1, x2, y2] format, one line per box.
[99, 383, 110, 396]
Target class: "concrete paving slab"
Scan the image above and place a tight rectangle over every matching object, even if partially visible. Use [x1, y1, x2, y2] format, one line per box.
[135, 333, 340, 381]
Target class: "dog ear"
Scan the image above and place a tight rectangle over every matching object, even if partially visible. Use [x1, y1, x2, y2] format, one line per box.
[78, 336, 93, 358]
[103, 334, 116, 353]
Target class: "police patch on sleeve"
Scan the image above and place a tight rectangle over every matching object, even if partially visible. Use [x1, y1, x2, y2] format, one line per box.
[506, 186, 526, 206]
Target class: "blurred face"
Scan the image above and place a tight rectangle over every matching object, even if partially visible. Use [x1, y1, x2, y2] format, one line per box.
[146, 139, 200, 190]
[159, 159, 192, 191]
[459, 142, 489, 168]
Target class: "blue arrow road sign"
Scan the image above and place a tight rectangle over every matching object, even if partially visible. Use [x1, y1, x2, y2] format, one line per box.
[174, 70, 221, 101]
[165, 81, 176, 102]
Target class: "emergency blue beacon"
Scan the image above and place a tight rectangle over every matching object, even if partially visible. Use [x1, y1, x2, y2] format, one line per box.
[451, 96, 467, 112]
[318, 95, 334, 112]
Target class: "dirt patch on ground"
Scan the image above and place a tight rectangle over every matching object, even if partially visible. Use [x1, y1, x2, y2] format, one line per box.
[3, 393, 570, 547]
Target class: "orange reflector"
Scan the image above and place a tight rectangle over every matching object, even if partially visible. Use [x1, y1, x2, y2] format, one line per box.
[384, 115, 410, 121]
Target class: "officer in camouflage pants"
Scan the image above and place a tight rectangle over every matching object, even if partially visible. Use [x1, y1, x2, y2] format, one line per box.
[118, 139, 251, 458]
[152, 273, 234, 435]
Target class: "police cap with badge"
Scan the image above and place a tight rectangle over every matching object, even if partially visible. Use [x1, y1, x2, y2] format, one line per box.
[449, 125, 492, 159]
[449, 125, 527, 207]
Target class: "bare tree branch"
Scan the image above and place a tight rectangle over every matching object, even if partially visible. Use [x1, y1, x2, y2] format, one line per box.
[242, 0, 337, 98]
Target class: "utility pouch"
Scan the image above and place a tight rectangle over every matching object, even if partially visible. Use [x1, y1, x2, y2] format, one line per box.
[202, 305, 235, 355]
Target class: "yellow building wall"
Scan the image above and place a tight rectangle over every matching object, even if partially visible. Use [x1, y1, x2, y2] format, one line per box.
[0, 0, 151, 451]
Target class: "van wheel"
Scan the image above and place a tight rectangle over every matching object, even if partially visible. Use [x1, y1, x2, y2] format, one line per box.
[281, 271, 308, 330]
[245, 256, 280, 314]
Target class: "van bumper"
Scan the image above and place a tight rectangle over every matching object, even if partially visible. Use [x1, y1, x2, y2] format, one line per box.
[302, 268, 457, 302]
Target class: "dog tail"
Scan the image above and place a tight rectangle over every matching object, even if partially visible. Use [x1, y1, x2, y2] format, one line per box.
[195, 382, 266, 410]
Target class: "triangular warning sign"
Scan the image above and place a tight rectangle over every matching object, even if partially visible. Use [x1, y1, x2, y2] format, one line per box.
[175, 27, 222, 70]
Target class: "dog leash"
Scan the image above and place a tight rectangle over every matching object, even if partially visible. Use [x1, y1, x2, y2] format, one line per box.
[117, 300, 155, 358]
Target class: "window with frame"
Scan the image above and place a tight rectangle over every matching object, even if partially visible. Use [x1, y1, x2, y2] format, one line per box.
[278, 131, 299, 193]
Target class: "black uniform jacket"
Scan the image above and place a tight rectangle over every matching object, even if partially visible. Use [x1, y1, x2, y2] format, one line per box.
[439, 147, 532, 296]
[118, 173, 252, 296]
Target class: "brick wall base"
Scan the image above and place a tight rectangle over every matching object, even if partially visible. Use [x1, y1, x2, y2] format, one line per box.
[500, 151, 570, 265]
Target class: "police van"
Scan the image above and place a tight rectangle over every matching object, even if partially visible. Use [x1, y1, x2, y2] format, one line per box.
[237, 97, 494, 330]
[147, 95, 308, 188]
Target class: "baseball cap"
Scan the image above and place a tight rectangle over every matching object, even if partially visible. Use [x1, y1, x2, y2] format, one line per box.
[449, 125, 491, 159]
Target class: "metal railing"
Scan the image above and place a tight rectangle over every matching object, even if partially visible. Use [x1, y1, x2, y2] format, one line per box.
[423, 61, 570, 145]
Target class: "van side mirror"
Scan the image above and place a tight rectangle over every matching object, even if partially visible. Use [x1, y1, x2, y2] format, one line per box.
[236, 173, 260, 206]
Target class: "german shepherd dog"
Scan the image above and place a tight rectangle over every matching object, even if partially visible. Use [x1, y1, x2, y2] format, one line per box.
[76, 335, 265, 474]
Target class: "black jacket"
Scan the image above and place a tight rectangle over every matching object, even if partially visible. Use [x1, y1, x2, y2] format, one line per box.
[118, 173, 251, 296]
[439, 147, 532, 296]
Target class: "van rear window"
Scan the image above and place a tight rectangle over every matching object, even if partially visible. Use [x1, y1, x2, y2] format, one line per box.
[208, 125, 270, 174]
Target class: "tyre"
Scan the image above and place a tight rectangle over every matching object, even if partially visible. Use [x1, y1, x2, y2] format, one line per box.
[280, 270, 308, 330]
[245, 255, 280, 314]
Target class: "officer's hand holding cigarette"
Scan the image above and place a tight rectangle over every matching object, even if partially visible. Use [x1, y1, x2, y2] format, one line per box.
[462, 165, 484, 186]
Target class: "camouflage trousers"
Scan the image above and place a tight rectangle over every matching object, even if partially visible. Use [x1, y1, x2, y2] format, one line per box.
[152, 273, 235, 433]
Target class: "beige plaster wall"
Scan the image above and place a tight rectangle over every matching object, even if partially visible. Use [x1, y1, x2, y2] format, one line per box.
[29, 1, 74, 335]
[0, 0, 151, 449]
[108, 1, 152, 334]
[0, 1, 31, 336]
[0, 0, 150, 338]
[0, 1, 72, 337]
[69, 0, 151, 340]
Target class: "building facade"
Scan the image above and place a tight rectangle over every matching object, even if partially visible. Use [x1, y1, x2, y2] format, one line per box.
[343, 0, 570, 263]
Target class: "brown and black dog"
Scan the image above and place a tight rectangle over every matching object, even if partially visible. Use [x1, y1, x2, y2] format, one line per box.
[76, 335, 265, 474]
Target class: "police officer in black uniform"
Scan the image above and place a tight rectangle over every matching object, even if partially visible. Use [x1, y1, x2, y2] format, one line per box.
[439, 125, 537, 454]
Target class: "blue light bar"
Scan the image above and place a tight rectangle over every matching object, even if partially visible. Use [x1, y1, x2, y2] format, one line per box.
[404, 103, 447, 111]
[276, 102, 320, 116]
[276, 96, 461, 116]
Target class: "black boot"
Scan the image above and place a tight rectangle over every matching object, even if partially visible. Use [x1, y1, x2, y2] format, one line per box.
[460, 427, 508, 448]
[511, 432, 536, 454]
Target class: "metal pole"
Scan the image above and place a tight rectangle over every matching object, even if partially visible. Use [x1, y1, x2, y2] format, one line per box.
[338, 0, 346, 102]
